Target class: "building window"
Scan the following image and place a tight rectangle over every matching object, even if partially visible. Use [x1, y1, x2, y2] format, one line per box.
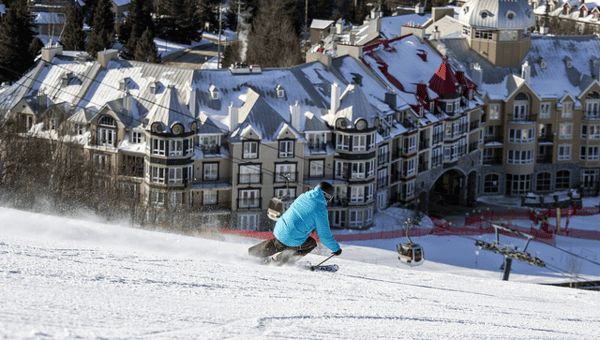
[151, 138, 166, 155]
[555, 170, 570, 189]
[483, 148, 494, 162]
[353, 135, 366, 151]
[203, 190, 217, 205]
[506, 174, 531, 195]
[239, 164, 261, 184]
[484, 174, 499, 193]
[150, 166, 166, 184]
[474, 30, 493, 39]
[562, 102, 573, 118]
[377, 168, 388, 188]
[558, 144, 571, 161]
[203, 163, 218, 181]
[489, 104, 500, 120]
[336, 134, 350, 151]
[507, 150, 534, 164]
[275, 187, 296, 199]
[559, 123, 572, 139]
[432, 147, 442, 167]
[540, 103, 551, 119]
[401, 181, 415, 199]
[93, 154, 110, 172]
[349, 210, 364, 228]
[168, 168, 183, 184]
[98, 127, 116, 146]
[132, 131, 143, 143]
[238, 213, 258, 231]
[351, 186, 365, 203]
[309, 160, 324, 178]
[308, 132, 326, 152]
[330, 210, 346, 227]
[536, 172, 551, 191]
[404, 158, 416, 176]
[404, 135, 417, 153]
[169, 140, 183, 156]
[278, 140, 294, 158]
[170, 192, 183, 208]
[582, 124, 600, 139]
[351, 162, 366, 179]
[243, 141, 258, 159]
[239, 189, 260, 208]
[335, 161, 349, 179]
[508, 128, 535, 143]
[275, 163, 296, 182]
[150, 191, 165, 208]
[580, 146, 600, 160]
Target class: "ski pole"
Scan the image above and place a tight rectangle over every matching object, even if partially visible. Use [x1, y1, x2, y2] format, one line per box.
[314, 254, 335, 267]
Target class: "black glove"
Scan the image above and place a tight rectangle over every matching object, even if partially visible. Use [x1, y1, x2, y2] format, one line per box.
[332, 248, 342, 256]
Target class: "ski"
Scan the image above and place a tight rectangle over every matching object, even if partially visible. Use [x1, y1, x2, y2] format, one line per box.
[298, 262, 339, 272]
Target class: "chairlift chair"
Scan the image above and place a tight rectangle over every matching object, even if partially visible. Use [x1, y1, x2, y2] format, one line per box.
[267, 173, 293, 222]
[397, 218, 425, 266]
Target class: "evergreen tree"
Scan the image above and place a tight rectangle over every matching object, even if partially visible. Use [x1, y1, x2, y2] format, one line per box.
[62, 5, 87, 51]
[29, 37, 44, 59]
[0, 1, 36, 83]
[221, 40, 242, 68]
[121, 0, 154, 59]
[85, 0, 115, 58]
[155, 0, 206, 44]
[246, 0, 303, 68]
[82, 0, 99, 26]
[134, 27, 159, 63]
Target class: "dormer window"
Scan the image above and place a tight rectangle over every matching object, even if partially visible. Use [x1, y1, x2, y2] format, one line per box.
[276, 84, 285, 98]
[97, 115, 116, 146]
[149, 82, 158, 94]
[506, 11, 515, 20]
[540, 59, 546, 69]
[61, 72, 73, 87]
[565, 56, 573, 68]
[480, 10, 490, 19]
[209, 85, 219, 100]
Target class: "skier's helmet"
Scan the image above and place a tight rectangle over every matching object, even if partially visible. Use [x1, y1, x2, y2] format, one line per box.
[317, 181, 335, 203]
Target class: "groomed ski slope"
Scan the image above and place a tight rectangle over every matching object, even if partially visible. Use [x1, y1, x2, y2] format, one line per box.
[1, 207, 599, 339]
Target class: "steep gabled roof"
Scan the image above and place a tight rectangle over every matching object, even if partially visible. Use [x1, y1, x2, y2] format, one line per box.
[229, 89, 302, 143]
[429, 56, 460, 96]
[145, 85, 195, 133]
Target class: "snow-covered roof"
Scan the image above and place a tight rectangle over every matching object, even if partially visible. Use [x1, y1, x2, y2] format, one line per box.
[33, 12, 66, 25]
[380, 14, 432, 40]
[311, 19, 334, 30]
[443, 35, 600, 100]
[459, 0, 536, 30]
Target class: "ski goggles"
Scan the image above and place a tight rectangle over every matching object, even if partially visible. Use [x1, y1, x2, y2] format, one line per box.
[322, 191, 333, 203]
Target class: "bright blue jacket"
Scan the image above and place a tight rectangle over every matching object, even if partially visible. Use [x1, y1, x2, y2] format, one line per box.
[274, 187, 340, 252]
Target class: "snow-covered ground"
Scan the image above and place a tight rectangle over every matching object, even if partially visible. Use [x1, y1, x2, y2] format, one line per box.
[1, 207, 600, 339]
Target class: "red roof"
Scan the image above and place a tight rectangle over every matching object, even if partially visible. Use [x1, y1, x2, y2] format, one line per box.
[428, 56, 460, 96]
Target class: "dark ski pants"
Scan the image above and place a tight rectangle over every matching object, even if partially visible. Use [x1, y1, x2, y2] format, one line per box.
[248, 236, 317, 259]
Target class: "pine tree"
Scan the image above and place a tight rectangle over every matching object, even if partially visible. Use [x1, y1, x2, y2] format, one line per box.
[121, 0, 154, 59]
[29, 37, 44, 59]
[86, 0, 115, 58]
[134, 27, 159, 63]
[246, 0, 303, 68]
[0, 1, 36, 83]
[62, 5, 87, 51]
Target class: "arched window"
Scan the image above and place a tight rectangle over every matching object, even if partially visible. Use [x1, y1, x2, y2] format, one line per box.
[515, 92, 529, 101]
[536, 172, 551, 191]
[484, 174, 499, 193]
[97, 115, 116, 146]
[586, 91, 600, 99]
[99, 115, 116, 126]
[556, 170, 570, 189]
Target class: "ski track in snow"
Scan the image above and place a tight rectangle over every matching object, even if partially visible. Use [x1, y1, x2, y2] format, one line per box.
[1, 207, 599, 339]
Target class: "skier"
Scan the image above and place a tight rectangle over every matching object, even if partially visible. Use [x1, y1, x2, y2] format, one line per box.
[248, 181, 342, 265]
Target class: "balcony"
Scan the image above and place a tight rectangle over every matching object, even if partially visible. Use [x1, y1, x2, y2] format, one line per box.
[484, 135, 503, 144]
[583, 111, 600, 121]
[470, 120, 480, 131]
[392, 148, 402, 160]
[538, 134, 554, 143]
[378, 151, 390, 165]
[418, 138, 429, 150]
[511, 113, 537, 122]
[238, 173, 262, 185]
[483, 156, 503, 165]
[418, 161, 429, 173]
[399, 119, 418, 131]
[377, 177, 388, 188]
[391, 172, 402, 183]
[431, 155, 442, 168]
[200, 145, 221, 156]
[469, 141, 478, 153]
[537, 155, 552, 163]
[237, 198, 261, 209]
[432, 132, 444, 145]
[308, 142, 327, 154]
[330, 197, 349, 207]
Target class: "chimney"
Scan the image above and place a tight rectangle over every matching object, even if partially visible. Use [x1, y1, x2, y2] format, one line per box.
[470, 63, 483, 88]
[521, 61, 531, 85]
[384, 92, 397, 109]
[37, 93, 48, 109]
[540, 22, 549, 35]
[432, 26, 440, 41]
[290, 101, 302, 131]
[41, 45, 63, 62]
[349, 32, 356, 45]
[97, 49, 119, 69]
[336, 21, 343, 34]
[330, 81, 340, 114]
[124, 90, 133, 114]
[189, 88, 197, 117]
[229, 102, 239, 132]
